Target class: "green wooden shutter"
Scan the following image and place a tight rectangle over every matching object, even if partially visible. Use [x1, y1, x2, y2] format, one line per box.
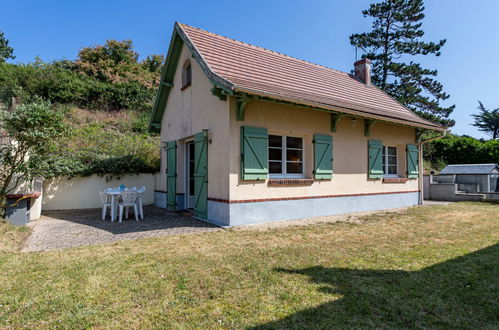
[240, 126, 268, 180]
[368, 139, 383, 179]
[194, 131, 208, 218]
[406, 144, 419, 178]
[313, 134, 333, 180]
[166, 140, 177, 210]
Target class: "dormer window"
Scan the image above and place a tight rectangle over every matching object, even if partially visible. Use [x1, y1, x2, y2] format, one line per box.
[181, 60, 192, 90]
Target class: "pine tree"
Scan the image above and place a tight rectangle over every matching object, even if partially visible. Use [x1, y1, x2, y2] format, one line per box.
[0, 30, 15, 63]
[350, 0, 454, 126]
[472, 101, 499, 139]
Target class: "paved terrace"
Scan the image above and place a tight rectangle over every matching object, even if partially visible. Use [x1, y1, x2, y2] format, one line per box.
[22, 206, 219, 252]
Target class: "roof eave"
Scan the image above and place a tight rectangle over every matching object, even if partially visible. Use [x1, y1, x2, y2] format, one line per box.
[234, 86, 446, 132]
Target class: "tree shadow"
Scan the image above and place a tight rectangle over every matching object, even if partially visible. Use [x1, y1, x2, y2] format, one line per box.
[251, 243, 498, 329]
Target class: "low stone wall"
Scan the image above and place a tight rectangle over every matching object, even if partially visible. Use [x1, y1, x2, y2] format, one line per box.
[43, 174, 156, 210]
[485, 192, 499, 200]
[428, 183, 457, 201]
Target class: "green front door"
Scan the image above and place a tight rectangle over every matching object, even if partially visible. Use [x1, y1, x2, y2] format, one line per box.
[194, 131, 208, 218]
[166, 140, 177, 210]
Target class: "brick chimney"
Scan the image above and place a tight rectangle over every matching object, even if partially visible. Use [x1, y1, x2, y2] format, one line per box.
[354, 58, 371, 86]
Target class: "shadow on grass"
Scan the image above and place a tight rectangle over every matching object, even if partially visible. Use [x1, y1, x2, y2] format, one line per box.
[251, 243, 499, 329]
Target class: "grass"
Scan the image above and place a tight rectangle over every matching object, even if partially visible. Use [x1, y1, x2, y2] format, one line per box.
[0, 202, 498, 328]
[0, 220, 30, 253]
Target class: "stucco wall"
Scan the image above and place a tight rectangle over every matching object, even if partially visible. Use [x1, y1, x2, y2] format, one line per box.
[43, 174, 155, 210]
[228, 98, 418, 200]
[157, 44, 230, 201]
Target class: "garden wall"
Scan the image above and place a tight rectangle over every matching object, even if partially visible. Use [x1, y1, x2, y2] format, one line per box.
[42, 173, 156, 210]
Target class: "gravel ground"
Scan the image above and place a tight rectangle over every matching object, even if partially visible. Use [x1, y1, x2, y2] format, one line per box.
[22, 206, 219, 252]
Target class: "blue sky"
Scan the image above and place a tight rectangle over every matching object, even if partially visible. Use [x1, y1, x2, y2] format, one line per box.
[3, 0, 498, 139]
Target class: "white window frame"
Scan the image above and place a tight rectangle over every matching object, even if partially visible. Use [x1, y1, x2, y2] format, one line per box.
[268, 134, 305, 179]
[382, 145, 398, 178]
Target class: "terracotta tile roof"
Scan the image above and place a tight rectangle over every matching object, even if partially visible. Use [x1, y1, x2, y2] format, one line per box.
[177, 23, 444, 130]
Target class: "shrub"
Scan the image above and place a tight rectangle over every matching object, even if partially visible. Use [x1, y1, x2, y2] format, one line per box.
[425, 134, 499, 169]
[38, 109, 160, 179]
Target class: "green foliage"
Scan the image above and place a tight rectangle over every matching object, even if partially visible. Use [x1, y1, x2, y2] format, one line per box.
[37, 109, 160, 179]
[472, 101, 499, 139]
[0, 39, 163, 180]
[0, 39, 163, 111]
[141, 54, 165, 73]
[0, 30, 14, 63]
[0, 101, 68, 212]
[350, 0, 454, 126]
[424, 134, 499, 169]
[74, 40, 160, 88]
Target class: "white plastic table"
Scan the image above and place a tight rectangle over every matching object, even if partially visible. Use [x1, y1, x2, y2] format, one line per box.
[105, 188, 143, 222]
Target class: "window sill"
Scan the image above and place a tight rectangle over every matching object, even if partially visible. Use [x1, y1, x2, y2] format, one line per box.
[180, 83, 191, 91]
[382, 178, 409, 183]
[268, 178, 314, 186]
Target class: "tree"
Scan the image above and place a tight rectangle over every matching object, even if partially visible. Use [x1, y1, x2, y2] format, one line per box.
[0, 101, 67, 216]
[472, 101, 499, 139]
[0, 30, 15, 62]
[75, 39, 159, 88]
[350, 0, 454, 126]
[141, 54, 165, 73]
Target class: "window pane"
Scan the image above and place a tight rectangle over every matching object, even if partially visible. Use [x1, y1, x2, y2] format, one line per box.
[269, 135, 282, 148]
[286, 149, 302, 162]
[388, 156, 397, 165]
[387, 146, 397, 156]
[388, 165, 397, 175]
[286, 136, 302, 149]
[269, 161, 282, 174]
[269, 148, 282, 161]
[286, 162, 303, 174]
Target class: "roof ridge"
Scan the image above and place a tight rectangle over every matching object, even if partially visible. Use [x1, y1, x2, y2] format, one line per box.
[177, 22, 348, 76]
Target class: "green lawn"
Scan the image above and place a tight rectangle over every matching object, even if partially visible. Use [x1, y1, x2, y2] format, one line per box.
[1, 202, 498, 328]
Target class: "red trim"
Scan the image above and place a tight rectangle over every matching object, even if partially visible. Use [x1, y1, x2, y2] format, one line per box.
[382, 178, 409, 183]
[208, 190, 419, 204]
[5, 192, 41, 199]
[268, 179, 314, 185]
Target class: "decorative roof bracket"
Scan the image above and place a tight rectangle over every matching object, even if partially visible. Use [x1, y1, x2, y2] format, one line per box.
[364, 119, 377, 137]
[210, 87, 227, 101]
[330, 113, 344, 132]
[236, 96, 250, 121]
[415, 128, 426, 142]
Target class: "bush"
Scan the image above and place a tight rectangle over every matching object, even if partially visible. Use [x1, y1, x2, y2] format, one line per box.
[37, 109, 160, 179]
[425, 134, 499, 169]
[0, 59, 156, 111]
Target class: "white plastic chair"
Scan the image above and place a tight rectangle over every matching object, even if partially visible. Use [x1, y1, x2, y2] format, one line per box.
[118, 190, 140, 223]
[136, 186, 146, 219]
[98, 191, 112, 220]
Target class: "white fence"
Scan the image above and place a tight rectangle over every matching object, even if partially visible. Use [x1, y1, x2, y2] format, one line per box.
[42, 173, 156, 210]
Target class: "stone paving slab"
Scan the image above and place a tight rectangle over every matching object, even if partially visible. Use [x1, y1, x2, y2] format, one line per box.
[22, 206, 219, 252]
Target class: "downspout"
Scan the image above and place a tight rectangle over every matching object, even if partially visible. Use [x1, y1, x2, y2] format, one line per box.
[418, 130, 448, 205]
